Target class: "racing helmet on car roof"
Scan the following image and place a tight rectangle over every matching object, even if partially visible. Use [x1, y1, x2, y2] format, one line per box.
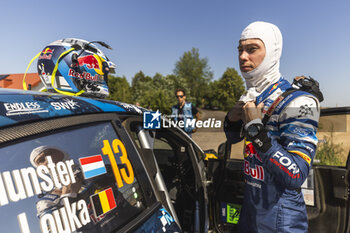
[24, 38, 116, 98]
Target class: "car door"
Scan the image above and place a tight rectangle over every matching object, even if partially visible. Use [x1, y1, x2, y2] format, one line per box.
[306, 107, 350, 233]
[122, 116, 210, 233]
[206, 141, 245, 233]
[209, 107, 350, 233]
[0, 113, 181, 233]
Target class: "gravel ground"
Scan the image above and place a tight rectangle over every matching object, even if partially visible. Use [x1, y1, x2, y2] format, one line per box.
[191, 109, 227, 152]
[191, 109, 245, 160]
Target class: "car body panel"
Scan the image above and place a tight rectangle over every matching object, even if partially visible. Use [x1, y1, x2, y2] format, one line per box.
[0, 89, 186, 233]
[0, 89, 144, 128]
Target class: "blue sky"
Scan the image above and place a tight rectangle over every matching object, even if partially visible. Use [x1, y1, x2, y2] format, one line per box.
[0, 0, 348, 107]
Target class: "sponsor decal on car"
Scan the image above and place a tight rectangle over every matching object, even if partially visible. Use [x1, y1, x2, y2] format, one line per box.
[79, 154, 107, 179]
[134, 208, 180, 233]
[220, 202, 241, 224]
[50, 99, 80, 110]
[119, 103, 142, 114]
[4, 138, 134, 233]
[158, 208, 175, 232]
[101, 139, 135, 188]
[0, 155, 91, 232]
[90, 188, 117, 218]
[3, 102, 49, 116]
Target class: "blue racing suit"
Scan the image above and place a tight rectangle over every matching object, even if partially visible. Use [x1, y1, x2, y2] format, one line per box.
[224, 77, 320, 233]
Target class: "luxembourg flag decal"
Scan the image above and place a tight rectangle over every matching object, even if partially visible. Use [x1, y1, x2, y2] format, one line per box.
[79, 154, 107, 179]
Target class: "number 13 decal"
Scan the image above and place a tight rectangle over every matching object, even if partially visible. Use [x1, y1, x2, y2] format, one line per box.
[102, 139, 135, 188]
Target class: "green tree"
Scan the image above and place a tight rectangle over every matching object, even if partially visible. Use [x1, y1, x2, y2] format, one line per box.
[173, 48, 213, 106]
[143, 73, 177, 114]
[107, 75, 133, 103]
[131, 71, 152, 104]
[130, 72, 177, 114]
[207, 68, 245, 111]
[202, 80, 220, 109]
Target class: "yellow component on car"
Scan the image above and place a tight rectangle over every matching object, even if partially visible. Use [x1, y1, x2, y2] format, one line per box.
[204, 153, 218, 160]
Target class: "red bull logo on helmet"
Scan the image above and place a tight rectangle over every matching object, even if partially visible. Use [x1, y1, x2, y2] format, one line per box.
[77, 54, 105, 75]
[39, 47, 54, 60]
[78, 55, 101, 69]
[68, 69, 100, 81]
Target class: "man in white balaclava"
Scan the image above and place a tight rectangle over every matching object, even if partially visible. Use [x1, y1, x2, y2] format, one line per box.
[224, 21, 321, 233]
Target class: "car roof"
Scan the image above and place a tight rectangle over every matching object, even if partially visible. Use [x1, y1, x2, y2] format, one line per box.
[0, 88, 143, 128]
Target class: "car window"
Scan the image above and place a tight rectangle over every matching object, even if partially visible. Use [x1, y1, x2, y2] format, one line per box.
[315, 113, 349, 166]
[0, 122, 146, 233]
[154, 137, 173, 151]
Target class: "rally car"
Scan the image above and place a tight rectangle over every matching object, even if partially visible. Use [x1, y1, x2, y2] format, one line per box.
[0, 88, 218, 233]
[0, 87, 349, 233]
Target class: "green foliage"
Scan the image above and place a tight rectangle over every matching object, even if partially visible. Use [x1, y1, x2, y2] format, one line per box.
[142, 74, 177, 114]
[173, 48, 213, 106]
[131, 71, 153, 103]
[315, 132, 344, 166]
[107, 49, 245, 114]
[107, 75, 133, 103]
[216, 68, 245, 111]
[203, 68, 245, 111]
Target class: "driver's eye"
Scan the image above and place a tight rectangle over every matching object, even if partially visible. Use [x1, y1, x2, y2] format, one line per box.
[247, 47, 257, 53]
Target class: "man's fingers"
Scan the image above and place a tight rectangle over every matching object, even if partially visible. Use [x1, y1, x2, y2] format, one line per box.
[257, 102, 264, 110]
[243, 101, 255, 109]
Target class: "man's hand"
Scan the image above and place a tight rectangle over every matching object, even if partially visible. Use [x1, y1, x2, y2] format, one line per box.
[243, 101, 264, 123]
[227, 101, 245, 122]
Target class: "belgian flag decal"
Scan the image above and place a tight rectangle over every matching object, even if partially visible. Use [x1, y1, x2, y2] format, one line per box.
[90, 188, 117, 218]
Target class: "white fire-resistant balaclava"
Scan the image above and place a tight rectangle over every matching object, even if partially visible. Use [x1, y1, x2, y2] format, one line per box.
[239, 21, 283, 103]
